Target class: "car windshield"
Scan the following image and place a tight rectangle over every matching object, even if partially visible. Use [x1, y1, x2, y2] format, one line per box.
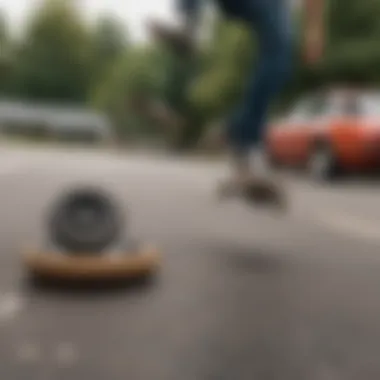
[339, 94, 362, 116]
[287, 94, 327, 121]
[362, 94, 380, 116]
[286, 92, 380, 121]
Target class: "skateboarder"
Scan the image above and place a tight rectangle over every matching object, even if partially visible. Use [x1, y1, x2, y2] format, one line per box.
[144, 0, 325, 205]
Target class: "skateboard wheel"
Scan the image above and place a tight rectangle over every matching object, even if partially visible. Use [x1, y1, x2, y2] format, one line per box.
[48, 187, 124, 254]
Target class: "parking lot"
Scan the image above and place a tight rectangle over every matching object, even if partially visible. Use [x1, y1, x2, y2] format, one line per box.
[0, 145, 379, 379]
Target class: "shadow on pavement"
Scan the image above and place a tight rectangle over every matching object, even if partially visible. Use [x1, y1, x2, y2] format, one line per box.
[22, 272, 159, 297]
[205, 240, 287, 275]
[226, 251, 285, 274]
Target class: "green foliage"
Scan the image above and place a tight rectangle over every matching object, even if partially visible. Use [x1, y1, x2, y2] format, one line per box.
[155, 19, 257, 149]
[189, 20, 255, 121]
[318, 39, 380, 85]
[0, 11, 9, 90]
[12, 0, 92, 102]
[90, 16, 129, 85]
[328, 0, 380, 45]
[277, 0, 380, 109]
[91, 44, 167, 137]
[1, 0, 380, 148]
[0, 10, 8, 45]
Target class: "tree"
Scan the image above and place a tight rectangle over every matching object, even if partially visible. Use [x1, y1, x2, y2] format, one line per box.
[0, 10, 7, 46]
[91, 44, 167, 139]
[322, 0, 380, 85]
[89, 0, 380, 150]
[277, 0, 380, 110]
[90, 16, 129, 84]
[189, 19, 255, 121]
[167, 18, 256, 149]
[328, 0, 380, 45]
[0, 10, 14, 95]
[12, 0, 92, 103]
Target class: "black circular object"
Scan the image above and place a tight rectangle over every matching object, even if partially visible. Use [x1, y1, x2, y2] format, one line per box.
[48, 188, 124, 254]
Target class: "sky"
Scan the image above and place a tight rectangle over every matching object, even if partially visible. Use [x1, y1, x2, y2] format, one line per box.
[0, 0, 300, 42]
[0, 0, 175, 41]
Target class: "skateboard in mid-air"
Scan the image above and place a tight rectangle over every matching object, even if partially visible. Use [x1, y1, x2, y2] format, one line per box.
[216, 175, 288, 212]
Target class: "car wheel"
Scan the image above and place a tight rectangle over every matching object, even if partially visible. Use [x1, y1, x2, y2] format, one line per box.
[309, 143, 340, 181]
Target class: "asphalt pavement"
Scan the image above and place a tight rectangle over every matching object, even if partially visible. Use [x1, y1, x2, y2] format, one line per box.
[0, 145, 380, 379]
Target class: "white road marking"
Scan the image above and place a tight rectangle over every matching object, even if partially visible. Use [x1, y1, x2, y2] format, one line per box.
[0, 292, 24, 323]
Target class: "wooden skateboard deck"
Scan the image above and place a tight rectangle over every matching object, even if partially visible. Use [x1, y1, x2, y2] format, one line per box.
[217, 176, 288, 212]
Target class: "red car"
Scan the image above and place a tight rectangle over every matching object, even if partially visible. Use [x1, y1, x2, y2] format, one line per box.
[265, 89, 380, 180]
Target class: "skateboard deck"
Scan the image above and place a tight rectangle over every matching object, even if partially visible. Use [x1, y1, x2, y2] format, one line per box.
[217, 176, 288, 212]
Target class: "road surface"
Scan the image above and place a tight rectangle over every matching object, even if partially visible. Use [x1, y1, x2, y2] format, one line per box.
[0, 145, 380, 379]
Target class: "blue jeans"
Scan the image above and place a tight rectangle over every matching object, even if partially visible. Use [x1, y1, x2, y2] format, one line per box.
[178, 0, 294, 154]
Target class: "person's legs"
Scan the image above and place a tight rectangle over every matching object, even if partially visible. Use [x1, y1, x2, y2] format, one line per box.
[225, 0, 294, 181]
